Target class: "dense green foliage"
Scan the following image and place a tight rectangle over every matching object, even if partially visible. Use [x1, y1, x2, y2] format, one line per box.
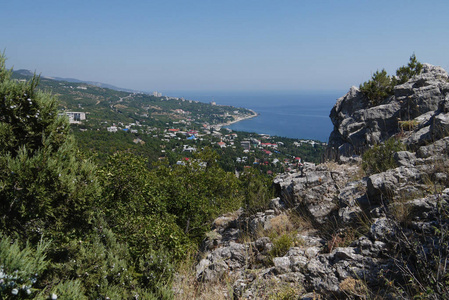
[154, 150, 243, 242]
[98, 153, 190, 259]
[0, 53, 277, 298]
[239, 168, 274, 214]
[359, 69, 393, 106]
[360, 54, 423, 106]
[0, 56, 100, 243]
[395, 53, 423, 84]
[362, 137, 405, 175]
[0, 236, 49, 299]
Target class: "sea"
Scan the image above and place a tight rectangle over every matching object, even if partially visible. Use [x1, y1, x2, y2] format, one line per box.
[163, 90, 345, 142]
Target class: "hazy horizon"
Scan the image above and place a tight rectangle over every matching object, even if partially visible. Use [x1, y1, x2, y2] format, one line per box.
[2, 0, 449, 92]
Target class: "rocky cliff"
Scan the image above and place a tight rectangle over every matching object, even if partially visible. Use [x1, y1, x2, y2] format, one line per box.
[183, 65, 449, 299]
[328, 63, 449, 158]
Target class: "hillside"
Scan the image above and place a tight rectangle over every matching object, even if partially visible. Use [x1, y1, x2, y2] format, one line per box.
[12, 69, 257, 128]
[182, 60, 449, 299]
[12, 69, 326, 171]
[1, 55, 326, 299]
[4, 54, 448, 299]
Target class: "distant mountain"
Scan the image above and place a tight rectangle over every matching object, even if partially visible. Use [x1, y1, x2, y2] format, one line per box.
[12, 69, 139, 93]
[14, 69, 35, 77]
[47, 76, 139, 93]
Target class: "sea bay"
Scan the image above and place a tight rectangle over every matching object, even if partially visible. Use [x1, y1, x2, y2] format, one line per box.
[164, 90, 344, 142]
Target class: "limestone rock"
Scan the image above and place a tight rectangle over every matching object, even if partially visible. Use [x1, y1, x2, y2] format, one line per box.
[273, 257, 291, 274]
[370, 217, 397, 242]
[394, 151, 416, 167]
[192, 64, 449, 299]
[327, 63, 449, 157]
[367, 166, 423, 203]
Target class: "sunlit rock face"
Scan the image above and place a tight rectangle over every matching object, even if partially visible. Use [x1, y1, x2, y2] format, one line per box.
[328, 64, 449, 158]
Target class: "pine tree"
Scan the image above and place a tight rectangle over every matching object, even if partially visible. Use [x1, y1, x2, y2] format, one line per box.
[359, 69, 393, 106]
[0, 54, 100, 241]
[395, 53, 423, 84]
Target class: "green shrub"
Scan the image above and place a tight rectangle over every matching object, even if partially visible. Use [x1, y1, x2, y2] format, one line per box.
[0, 53, 101, 242]
[269, 232, 298, 258]
[40, 280, 87, 300]
[395, 53, 423, 84]
[399, 119, 419, 131]
[239, 168, 274, 215]
[359, 69, 394, 106]
[359, 54, 423, 106]
[0, 235, 49, 299]
[362, 138, 405, 175]
[268, 286, 298, 300]
[138, 249, 175, 298]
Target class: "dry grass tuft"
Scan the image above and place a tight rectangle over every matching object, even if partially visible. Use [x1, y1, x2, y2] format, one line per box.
[249, 276, 305, 300]
[399, 119, 419, 131]
[172, 253, 238, 300]
[339, 277, 369, 298]
[390, 199, 412, 225]
[269, 214, 295, 236]
[288, 209, 315, 232]
[213, 210, 241, 228]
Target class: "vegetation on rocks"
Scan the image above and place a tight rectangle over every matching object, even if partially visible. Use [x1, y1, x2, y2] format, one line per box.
[3, 51, 448, 299]
[190, 56, 449, 299]
[360, 54, 423, 106]
[359, 69, 394, 106]
[362, 137, 405, 175]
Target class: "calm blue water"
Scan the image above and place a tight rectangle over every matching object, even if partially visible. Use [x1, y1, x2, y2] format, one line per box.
[163, 90, 344, 142]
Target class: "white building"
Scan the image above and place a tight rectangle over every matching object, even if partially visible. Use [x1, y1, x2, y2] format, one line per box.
[63, 112, 86, 124]
[241, 140, 251, 151]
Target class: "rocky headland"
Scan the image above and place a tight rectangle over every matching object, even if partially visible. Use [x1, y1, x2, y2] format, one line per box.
[182, 64, 449, 299]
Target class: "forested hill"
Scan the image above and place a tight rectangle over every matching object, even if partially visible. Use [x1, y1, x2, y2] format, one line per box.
[11, 69, 256, 129]
[11, 69, 326, 172]
[13, 69, 138, 92]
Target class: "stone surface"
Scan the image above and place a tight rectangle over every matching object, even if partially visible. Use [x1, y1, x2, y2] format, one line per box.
[191, 64, 449, 299]
[327, 64, 449, 158]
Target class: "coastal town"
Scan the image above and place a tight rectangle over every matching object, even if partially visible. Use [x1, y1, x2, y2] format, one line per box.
[62, 102, 325, 174]
[13, 70, 326, 174]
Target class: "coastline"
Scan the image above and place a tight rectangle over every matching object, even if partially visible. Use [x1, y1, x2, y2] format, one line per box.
[212, 109, 259, 130]
[228, 109, 259, 125]
[165, 90, 337, 141]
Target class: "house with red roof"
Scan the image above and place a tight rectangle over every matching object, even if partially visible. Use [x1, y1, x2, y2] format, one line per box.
[217, 141, 226, 148]
[262, 149, 272, 155]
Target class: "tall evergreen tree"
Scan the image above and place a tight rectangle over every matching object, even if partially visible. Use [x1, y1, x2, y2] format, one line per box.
[395, 53, 423, 84]
[0, 54, 100, 241]
[359, 69, 393, 106]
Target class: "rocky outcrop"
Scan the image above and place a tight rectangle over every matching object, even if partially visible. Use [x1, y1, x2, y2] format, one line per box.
[192, 159, 449, 298]
[273, 162, 362, 224]
[189, 64, 449, 299]
[328, 64, 449, 158]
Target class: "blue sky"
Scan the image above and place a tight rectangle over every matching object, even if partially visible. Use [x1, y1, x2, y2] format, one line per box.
[1, 0, 448, 93]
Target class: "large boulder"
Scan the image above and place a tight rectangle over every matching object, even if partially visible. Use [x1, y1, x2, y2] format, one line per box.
[328, 64, 449, 158]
